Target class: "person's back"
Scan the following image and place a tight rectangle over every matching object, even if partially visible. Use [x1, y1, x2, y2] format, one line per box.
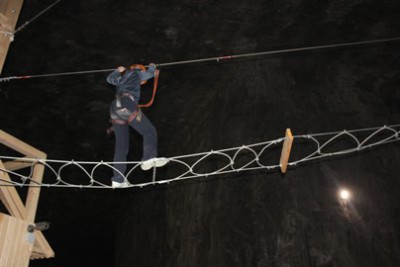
[107, 64, 168, 188]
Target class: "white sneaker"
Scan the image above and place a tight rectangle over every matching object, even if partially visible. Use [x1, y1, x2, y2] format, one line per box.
[141, 157, 169, 171]
[112, 181, 130, 188]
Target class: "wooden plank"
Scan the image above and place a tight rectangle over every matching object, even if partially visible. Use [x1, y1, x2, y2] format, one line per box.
[19, 223, 28, 267]
[20, 231, 33, 267]
[6, 216, 17, 267]
[6, 217, 21, 267]
[0, 216, 10, 267]
[279, 128, 294, 173]
[21, 239, 33, 267]
[1, 215, 15, 267]
[13, 218, 23, 267]
[0, 215, 55, 260]
[0, 214, 9, 264]
[15, 219, 31, 267]
[0, 214, 31, 267]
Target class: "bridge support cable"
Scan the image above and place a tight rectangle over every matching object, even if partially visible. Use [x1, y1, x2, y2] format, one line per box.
[1, 37, 400, 82]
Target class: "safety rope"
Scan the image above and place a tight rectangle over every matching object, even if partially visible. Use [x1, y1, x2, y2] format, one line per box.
[0, 124, 399, 189]
[138, 69, 160, 108]
[13, 0, 62, 36]
[1, 37, 399, 82]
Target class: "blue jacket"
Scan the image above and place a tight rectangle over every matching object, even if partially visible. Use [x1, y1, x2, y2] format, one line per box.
[107, 65, 156, 101]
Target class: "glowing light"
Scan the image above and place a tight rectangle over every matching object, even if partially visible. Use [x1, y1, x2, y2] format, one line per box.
[339, 189, 351, 200]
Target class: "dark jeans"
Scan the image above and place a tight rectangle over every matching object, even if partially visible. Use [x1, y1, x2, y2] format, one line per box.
[110, 97, 158, 182]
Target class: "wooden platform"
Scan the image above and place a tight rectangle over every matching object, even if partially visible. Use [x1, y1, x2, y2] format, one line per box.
[0, 213, 33, 267]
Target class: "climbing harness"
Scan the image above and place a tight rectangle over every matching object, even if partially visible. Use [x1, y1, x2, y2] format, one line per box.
[107, 94, 142, 134]
[111, 108, 142, 125]
[111, 95, 142, 125]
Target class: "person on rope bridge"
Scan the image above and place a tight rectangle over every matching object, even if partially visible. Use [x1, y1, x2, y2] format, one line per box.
[107, 63, 168, 188]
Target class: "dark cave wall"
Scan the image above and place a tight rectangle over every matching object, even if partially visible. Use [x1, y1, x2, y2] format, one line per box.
[115, 153, 400, 267]
[114, 45, 400, 267]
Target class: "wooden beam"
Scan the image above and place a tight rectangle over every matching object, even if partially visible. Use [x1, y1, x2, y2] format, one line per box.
[0, 130, 47, 228]
[0, 35, 12, 74]
[0, 0, 24, 74]
[0, 130, 55, 260]
[25, 160, 46, 223]
[31, 230, 54, 259]
[0, 130, 46, 159]
[0, 130, 54, 259]
[3, 157, 33, 171]
[279, 128, 294, 173]
[0, 13, 9, 31]
[0, 160, 26, 219]
[0, 1, 11, 15]
[0, 0, 24, 28]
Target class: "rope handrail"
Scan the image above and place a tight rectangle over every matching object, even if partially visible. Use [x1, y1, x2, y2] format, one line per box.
[0, 124, 399, 189]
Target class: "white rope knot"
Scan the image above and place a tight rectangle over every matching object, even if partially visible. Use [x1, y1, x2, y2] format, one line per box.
[1, 31, 14, 41]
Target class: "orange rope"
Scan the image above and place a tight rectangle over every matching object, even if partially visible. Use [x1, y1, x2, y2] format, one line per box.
[138, 69, 160, 108]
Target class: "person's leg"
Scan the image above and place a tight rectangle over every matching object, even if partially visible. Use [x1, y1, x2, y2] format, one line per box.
[129, 110, 158, 161]
[111, 124, 129, 183]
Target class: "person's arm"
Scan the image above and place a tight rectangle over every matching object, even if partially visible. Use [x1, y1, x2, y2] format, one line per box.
[106, 66, 126, 85]
[138, 63, 156, 82]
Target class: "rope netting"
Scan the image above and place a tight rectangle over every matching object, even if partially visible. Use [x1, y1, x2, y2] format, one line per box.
[0, 124, 399, 189]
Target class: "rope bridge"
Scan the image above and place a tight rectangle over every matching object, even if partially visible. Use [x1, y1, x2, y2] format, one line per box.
[0, 124, 399, 189]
